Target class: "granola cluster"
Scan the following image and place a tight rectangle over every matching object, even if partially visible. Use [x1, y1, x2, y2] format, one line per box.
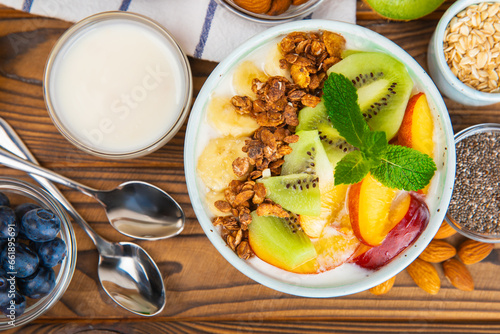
[211, 31, 346, 259]
[281, 31, 345, 93]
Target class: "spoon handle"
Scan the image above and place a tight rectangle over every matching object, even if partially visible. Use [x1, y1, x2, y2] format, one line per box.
[0, 118, 109, 249]
[0, 142, 98, 197]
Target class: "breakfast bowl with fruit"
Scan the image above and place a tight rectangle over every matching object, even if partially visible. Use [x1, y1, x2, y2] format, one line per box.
[0, 178, 76, 328]
[184, 20, 455, 297]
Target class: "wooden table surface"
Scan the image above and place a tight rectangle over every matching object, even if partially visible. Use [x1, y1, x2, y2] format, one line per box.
[1, 1, 500, 333]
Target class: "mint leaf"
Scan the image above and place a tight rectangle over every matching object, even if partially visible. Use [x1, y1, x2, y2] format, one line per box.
[334, 150, 371, 186]
[370, 145, 437, 191]
[362, 131, 387, 165]
[323, 73, 370, 148]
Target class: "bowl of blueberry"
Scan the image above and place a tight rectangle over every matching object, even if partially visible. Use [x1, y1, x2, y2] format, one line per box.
[0, 178, 76, 329]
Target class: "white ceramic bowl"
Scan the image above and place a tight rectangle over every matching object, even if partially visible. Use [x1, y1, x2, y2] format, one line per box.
[185, 20, 456, 297]
[427, 0, 500, 106]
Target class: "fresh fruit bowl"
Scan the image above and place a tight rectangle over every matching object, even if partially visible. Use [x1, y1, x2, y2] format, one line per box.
[0, 178, 76, 329]
[184, 20, 455, 297]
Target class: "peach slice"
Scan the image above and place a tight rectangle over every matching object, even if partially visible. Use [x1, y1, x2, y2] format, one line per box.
[398, 92, 434, 158]
[348, 173, 399, 247]
[353, 192, 430, 270]
[299, 183, 349, 238]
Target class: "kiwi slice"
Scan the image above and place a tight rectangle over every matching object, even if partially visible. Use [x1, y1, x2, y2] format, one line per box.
[281, 130, 333, 187]
[258, 174, 321, 216]
[248, 212, 316, 271]
[296, 102, 355, 169]
[327, 52, 413, 140]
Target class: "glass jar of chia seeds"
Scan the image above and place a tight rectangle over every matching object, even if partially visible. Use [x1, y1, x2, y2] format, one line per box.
[445, 123, 500, 242]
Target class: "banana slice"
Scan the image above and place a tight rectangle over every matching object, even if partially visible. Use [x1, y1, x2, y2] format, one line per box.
[205, 190, 231, 217]
[207, 96, 259, 137]
[264, 43, 291, 80]
[197, 136, 250, 192]
[232, 61, 268, 99]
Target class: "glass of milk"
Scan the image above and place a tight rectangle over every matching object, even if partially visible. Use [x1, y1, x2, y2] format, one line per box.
[44, 12, 192, 159]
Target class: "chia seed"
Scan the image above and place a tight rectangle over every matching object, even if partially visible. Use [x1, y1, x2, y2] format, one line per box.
[448, 130, 500, 234]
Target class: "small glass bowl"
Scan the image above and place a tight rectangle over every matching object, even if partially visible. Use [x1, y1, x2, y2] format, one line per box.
[44, 11, 193, 159]
[427, 0, 500, 106]
[215, 0, 324, 23]
[445, 123, 500, 242]
[0, 178, 76, 329]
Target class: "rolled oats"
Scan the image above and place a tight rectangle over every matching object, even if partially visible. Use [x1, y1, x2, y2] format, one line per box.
[444, 2, 500, 93]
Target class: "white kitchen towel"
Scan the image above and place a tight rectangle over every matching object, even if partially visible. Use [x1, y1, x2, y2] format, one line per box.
[2, 0, 356, 62]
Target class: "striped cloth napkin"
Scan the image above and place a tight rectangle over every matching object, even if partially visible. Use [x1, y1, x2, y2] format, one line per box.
[2, 0, 356, 62]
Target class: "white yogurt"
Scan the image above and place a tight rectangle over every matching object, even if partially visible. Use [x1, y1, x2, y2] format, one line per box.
[46, 13, 190, 157]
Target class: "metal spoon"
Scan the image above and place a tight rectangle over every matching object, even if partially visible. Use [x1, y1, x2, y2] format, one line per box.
[0, 143, 184, 240]
[0, 118, 166, 316]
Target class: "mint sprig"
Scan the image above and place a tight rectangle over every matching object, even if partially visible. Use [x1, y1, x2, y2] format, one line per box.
[323, 72, 436, 191]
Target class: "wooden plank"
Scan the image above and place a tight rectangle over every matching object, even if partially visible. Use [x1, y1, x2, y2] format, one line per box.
[4, 320, 500, 334]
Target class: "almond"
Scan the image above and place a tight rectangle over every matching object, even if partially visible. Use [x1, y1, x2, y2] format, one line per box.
[406, 258, 440, 295]
[457, 239, 494, 265]
[418, 240, 456, 263]
[369, 276, 396, 295]
[234, 0, 272, 14]
[443, 258, 474, 291]
[434, 221, 457, 239]
[267, 0, 292, 15]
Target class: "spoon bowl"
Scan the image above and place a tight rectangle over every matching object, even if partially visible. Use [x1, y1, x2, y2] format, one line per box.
[97, 181, 184, 239]
[0, 118, 166, 316]
[98, 242, 165, 316]
[0, 145, 185, 240]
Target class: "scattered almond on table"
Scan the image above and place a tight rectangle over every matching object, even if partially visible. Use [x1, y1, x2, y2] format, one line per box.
[405, 221, 495, 294]
[434, 220, 457, 239]
[418, 239, 456, 263]
[443, 258, 474, 292]
[369, 276, 396, 295]
[457, 239, 494, 265]
[406, 258, 441, 295]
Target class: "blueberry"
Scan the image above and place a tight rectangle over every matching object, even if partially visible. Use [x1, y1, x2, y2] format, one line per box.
[0, 206, 18, 239]
[0, 192, 9, 207]
[1, 243, 39, 278]
[31, 237, 67, 267]
[18, 266, 55, 299]
[21, 208, 60, 242]
[0, 291, 25, 317]
[14, 203, 40, 223]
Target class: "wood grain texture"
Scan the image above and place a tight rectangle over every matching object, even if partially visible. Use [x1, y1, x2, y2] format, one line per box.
[5, 320, 500, 334]
[0, 1, 499, 333]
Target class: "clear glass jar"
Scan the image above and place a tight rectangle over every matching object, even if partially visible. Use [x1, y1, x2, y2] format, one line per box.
[445, 123, 500, 242]
[0, 178, 76, 329]
[215, 0, 324, 23]
[44, 11, 193, 159]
